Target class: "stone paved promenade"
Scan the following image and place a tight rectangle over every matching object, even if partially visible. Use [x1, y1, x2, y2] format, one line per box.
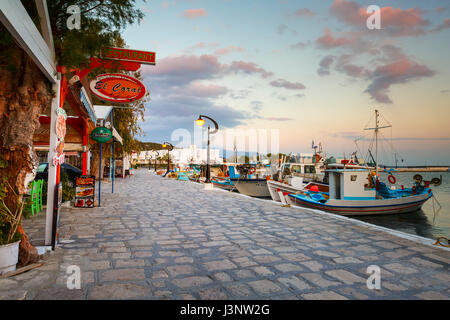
[1, 169, 449, 300]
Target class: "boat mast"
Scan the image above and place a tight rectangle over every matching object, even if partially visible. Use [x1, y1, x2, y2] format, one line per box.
[375, 109, 379, 178]
[364, 109, 391, 179]
[234, 137, 237, 164]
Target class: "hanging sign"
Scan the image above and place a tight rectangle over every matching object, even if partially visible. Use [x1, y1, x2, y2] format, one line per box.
[89, 73, 146, 103]
[91, 126, 113, 143]
[52, 108, 67, 166]
[56, 108, 67, 141]
[101, 47, 156, 65]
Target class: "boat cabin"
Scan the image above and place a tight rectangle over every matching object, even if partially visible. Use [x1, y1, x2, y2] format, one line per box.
[328, 169, 376, 200]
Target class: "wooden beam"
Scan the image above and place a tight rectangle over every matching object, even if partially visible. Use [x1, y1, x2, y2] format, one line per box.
[34, 0, 55, 60]
[0, 0, 56, 83]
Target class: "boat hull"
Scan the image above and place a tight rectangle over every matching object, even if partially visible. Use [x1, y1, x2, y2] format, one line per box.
[288, 191, 432, 216]
[212, 178, 235, 191]
[267, 180, 303, 202]
[231, 178, 271, 198]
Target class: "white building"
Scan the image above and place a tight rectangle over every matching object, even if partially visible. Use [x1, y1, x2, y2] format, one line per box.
[132, 145, 222, 165]
[171, 145, 222, 165]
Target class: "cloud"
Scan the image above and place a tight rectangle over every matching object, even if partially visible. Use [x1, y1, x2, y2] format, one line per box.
[317, 55, 335, 76]
[316, 28, 359, 49]
[270, 79, 306, 90]
[329, 0, 429, 37]
[290, 41, 309, 50]
[143, 54, 225, 88]
[338, 63, 368, 78]
[265, 117, 293, 121]
[365, 57, 435, 103]
[186, 82, 228, 98]
[294, 8, 315, 17]
[435, 7, 446, 13]
[430, 18, 450, 33]
[441, 89, 450, 94]
[139, 53, 280, 141]
[229, 61, 273, 78]
[277, 24, 288, 35]
[182, 8, 207, 19]
[214, 46, 245, 56]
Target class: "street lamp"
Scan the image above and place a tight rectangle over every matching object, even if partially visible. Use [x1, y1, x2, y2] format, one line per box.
[195, 115, 219, 183]
[152, 150, 159, 172]
[162, 142, 174, 177]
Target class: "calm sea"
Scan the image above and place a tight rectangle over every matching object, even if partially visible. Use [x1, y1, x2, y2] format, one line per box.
[352, 171, 450, 240]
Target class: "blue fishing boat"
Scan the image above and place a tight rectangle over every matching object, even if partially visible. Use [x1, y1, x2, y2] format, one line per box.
[287, 168, 435, 215]
[287, 110, 441, 216]
[211, 165, 239, 191]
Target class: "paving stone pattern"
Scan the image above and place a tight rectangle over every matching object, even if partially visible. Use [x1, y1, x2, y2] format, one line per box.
[1, 169, 449, 300]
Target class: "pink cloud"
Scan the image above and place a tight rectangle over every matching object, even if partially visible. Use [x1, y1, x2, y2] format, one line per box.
[317, 55, 335, 76]
[294, 8, 315, 17]
[329, 0, 429, 37]
[187, 82, 228, 98]
[340, 64, 367, 78]
[229, 61, 273, 78]
[316, 29, 358, 49]
[270, 79, 305, 90]
[183, 8, 207, 19]
[431, 18, 450, 32]
[144, 54, 225, 86]
[214, 46, 245, 56]
[366, 57, 435, 103]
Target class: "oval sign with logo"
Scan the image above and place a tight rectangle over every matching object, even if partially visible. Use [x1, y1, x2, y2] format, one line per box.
[89, 74, 146, 103]
[91, 127, 113, 143]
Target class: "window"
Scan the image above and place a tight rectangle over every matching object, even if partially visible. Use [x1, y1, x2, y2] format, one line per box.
[351, 175, 357, 181]
[37, 163, 48, 173]
[305, 165, 316, 173]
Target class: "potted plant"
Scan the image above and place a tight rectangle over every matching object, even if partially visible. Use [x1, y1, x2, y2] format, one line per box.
[0, 176, 24, 275]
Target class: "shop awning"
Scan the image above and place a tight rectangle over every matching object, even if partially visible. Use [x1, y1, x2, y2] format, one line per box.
[112, 127, 123, 145]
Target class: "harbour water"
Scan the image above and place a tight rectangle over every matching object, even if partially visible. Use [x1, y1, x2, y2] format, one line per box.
[352, 171, 450, 240]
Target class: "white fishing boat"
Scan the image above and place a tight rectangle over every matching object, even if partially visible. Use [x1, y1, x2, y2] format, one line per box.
[267, 177, 329, 202]
[231, 177, 271, 198]
[287, 168, 436, 215]
[287, 110, 441, 216]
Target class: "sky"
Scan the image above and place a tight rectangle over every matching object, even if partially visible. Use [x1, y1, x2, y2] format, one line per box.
[121, 0, 450, 165]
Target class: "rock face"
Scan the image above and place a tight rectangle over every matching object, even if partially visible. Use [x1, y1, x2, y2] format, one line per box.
[17, 226, 39, 266]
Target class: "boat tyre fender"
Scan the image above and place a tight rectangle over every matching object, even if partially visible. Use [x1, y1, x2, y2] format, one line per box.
[249, 167, 256, 175]
[388, 174, 396, 184]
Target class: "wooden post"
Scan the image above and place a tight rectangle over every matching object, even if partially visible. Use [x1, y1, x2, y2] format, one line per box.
[45, 78, 60, 246]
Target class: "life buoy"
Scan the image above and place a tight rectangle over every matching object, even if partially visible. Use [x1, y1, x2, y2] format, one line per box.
[388, 174, 396, 184]
[249, 167, 256, 175]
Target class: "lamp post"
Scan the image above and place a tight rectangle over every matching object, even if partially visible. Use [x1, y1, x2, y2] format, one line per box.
[162, 142, 173, 177]
[153, 150, 159, 172]
[195, 115, 219, 183]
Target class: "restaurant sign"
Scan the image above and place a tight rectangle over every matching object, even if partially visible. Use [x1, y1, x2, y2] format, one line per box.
[52, 108, 67, 166]
[101, 47, 156, 65]
[89, 73, 146, 104]
[91, 127, 112, 143]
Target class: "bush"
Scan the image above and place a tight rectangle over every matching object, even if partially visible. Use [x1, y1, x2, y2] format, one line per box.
[61, 172, 75, 202]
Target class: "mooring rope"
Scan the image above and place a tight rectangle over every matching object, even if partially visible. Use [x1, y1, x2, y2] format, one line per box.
[433, 236, 450, 248]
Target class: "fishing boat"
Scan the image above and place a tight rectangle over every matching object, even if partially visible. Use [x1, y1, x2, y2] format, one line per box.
[267, 178, 329, 202]
[229, 164, 272, 198]
[287, 168, 436, 215]
[287, 110, 441, 216]
[211, 177, 235, 191]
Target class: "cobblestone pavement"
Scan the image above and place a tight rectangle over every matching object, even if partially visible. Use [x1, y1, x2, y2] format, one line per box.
[1, 169, 449, 300]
